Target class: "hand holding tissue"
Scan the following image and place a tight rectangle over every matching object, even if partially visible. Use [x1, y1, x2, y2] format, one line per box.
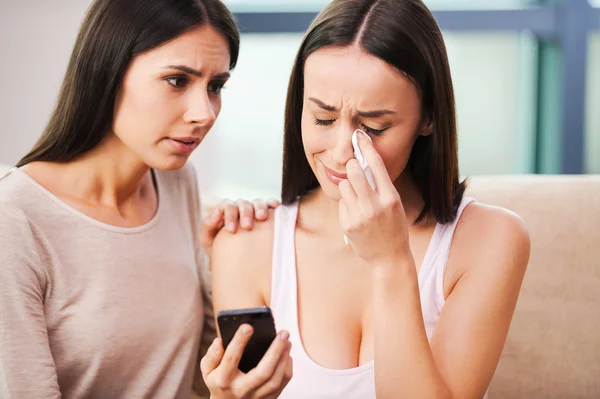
[339, 130, 411, 263]
[344, 129, 377, 245]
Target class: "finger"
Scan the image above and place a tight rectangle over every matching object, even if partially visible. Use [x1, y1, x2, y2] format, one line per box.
[338, 197, 350, 223]
[345, 159, 374, 200]
[223, 201, 240, 233]
[338, 179, 358, 210]
[236, 199, 255, 230]
[221, 324, 253, 378]
[267, 198, 281, 209]
[250, 342, 292, 397]
[252, 199, 269, 221]
[284, 355, 293, 385]
[241, 330, 290, 390]
[200, 337, 224, 378]
[357, 132, 395, 193]
[199, 207, 225, 249]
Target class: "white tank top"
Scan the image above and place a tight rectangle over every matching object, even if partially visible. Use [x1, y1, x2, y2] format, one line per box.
[270, 197, 486, 399]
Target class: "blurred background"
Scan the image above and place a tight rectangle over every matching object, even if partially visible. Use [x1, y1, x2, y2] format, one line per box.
[0, 0, 598, 203]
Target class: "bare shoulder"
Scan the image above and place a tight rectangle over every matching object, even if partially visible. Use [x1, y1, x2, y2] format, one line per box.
[212, 208, 276, 262]
[448, 202, 531, 281]
[461, 202, 529, 242]
[211, 208, 277, 308]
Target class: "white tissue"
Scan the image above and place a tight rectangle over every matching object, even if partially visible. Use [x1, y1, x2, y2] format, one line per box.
[344, 129, 377, 245]
[351, 129, 377, 191]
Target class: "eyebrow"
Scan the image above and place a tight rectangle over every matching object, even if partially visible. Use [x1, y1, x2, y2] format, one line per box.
[164, 65, 230, 79]
[308, 97, 396, 117]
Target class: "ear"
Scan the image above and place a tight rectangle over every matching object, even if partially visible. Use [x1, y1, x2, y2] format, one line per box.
[419, 115, 433, 137]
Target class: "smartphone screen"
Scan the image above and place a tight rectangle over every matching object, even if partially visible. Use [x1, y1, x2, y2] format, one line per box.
[217, 306, 277, 373]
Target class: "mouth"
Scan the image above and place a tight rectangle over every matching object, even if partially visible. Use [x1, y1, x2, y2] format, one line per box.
[171, 136, 200, 145]
[322, 162, 347, 185]
[167, 137, 201, 154]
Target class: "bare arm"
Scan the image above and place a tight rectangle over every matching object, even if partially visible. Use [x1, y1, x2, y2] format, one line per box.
[341, 134, 530, 398]
[372, 205, 530, 398]
[210, 216, 274, 313]
[199, 215, 293, 399]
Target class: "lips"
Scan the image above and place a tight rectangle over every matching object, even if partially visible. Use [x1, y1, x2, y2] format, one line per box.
[322, 163, 347, 185]
[173, 139, 195, 145]
[170, 136, 200, 144]
[167, 137, 200, 155]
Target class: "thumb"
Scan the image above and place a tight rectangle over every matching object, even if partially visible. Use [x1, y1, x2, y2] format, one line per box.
[199, 208, 224, 249]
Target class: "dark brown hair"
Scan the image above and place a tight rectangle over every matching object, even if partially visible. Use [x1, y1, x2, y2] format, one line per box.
[281, 0, 466, 224]
[17, 0, 239, 167]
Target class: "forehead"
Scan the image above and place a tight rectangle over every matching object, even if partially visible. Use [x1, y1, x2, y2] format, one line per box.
[136, 24, 231, 71]
[303, 45, 417, 109]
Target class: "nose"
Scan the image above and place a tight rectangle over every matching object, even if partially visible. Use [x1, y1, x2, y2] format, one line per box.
[330, 124, 355, 167]
[183, 92, 217, 127]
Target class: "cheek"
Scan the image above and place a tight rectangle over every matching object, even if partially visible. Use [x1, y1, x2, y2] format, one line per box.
[211, 97, 222, 119]
[114, 86, 171, 140]
[376, 137, 415, 181]
[301, 123, 328, 162]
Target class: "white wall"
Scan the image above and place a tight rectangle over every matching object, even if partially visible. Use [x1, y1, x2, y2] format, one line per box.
[0, 1, 94, 166]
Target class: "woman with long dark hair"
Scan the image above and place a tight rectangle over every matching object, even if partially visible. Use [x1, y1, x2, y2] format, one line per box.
[209, 1, 531, 398]
[0, 1, 290, 398]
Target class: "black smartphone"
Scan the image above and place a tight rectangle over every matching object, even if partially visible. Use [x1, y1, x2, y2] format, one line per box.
[216, 306, 277, 373]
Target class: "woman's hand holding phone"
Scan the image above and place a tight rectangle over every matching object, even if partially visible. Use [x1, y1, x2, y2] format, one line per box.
[200, 324, 293, 399]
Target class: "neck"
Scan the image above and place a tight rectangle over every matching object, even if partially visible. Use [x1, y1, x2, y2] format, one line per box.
[54, 133, 153, 207]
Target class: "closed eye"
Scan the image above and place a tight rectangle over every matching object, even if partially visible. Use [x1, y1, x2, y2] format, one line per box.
[362, 124, 388, 136]
[314, 118, 336, 126]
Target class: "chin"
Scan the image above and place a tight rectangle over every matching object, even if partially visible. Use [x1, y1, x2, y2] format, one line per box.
[147, 155, 189, 171]
[316, 176, 343, 202]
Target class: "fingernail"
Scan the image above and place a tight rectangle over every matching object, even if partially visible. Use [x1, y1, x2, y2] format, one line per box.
[280, 330, 290, 341]
[211, 210, 220, 222]
[241, 217, 252, 228]
[227, 222, 236, 232]
[243, 325, 252, 335]
[257, 209, 266, 218]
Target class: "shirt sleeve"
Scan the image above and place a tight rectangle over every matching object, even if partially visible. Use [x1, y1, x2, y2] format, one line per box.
[0, 205, 62, 398]
[182, 165, 216, 398]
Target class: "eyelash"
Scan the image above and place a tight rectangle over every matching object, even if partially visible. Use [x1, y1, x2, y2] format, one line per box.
[208, 81, 226, 95]
[313, 118, 387, 136]
[164, 75, 188, 88]
[164, 75, 226, 94]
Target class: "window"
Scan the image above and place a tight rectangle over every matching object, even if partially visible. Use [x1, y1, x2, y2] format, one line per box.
[586, 32, 600, 173]
[191, 30, 536, 201]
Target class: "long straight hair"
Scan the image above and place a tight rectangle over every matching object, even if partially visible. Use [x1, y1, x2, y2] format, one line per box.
[17, 0, 239, 167]
[281, 0, 466, 224]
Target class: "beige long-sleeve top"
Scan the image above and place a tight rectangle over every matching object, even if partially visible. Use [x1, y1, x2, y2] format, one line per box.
[0, 164, 215, 399]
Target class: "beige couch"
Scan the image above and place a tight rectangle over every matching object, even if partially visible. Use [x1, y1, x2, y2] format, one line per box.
[466, 175, 600, 398]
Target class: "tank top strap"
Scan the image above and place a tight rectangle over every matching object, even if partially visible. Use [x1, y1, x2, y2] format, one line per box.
[270, 201, 300, 317]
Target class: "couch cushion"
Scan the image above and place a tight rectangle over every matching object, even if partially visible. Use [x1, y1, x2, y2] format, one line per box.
[466, 175, 600, 399]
